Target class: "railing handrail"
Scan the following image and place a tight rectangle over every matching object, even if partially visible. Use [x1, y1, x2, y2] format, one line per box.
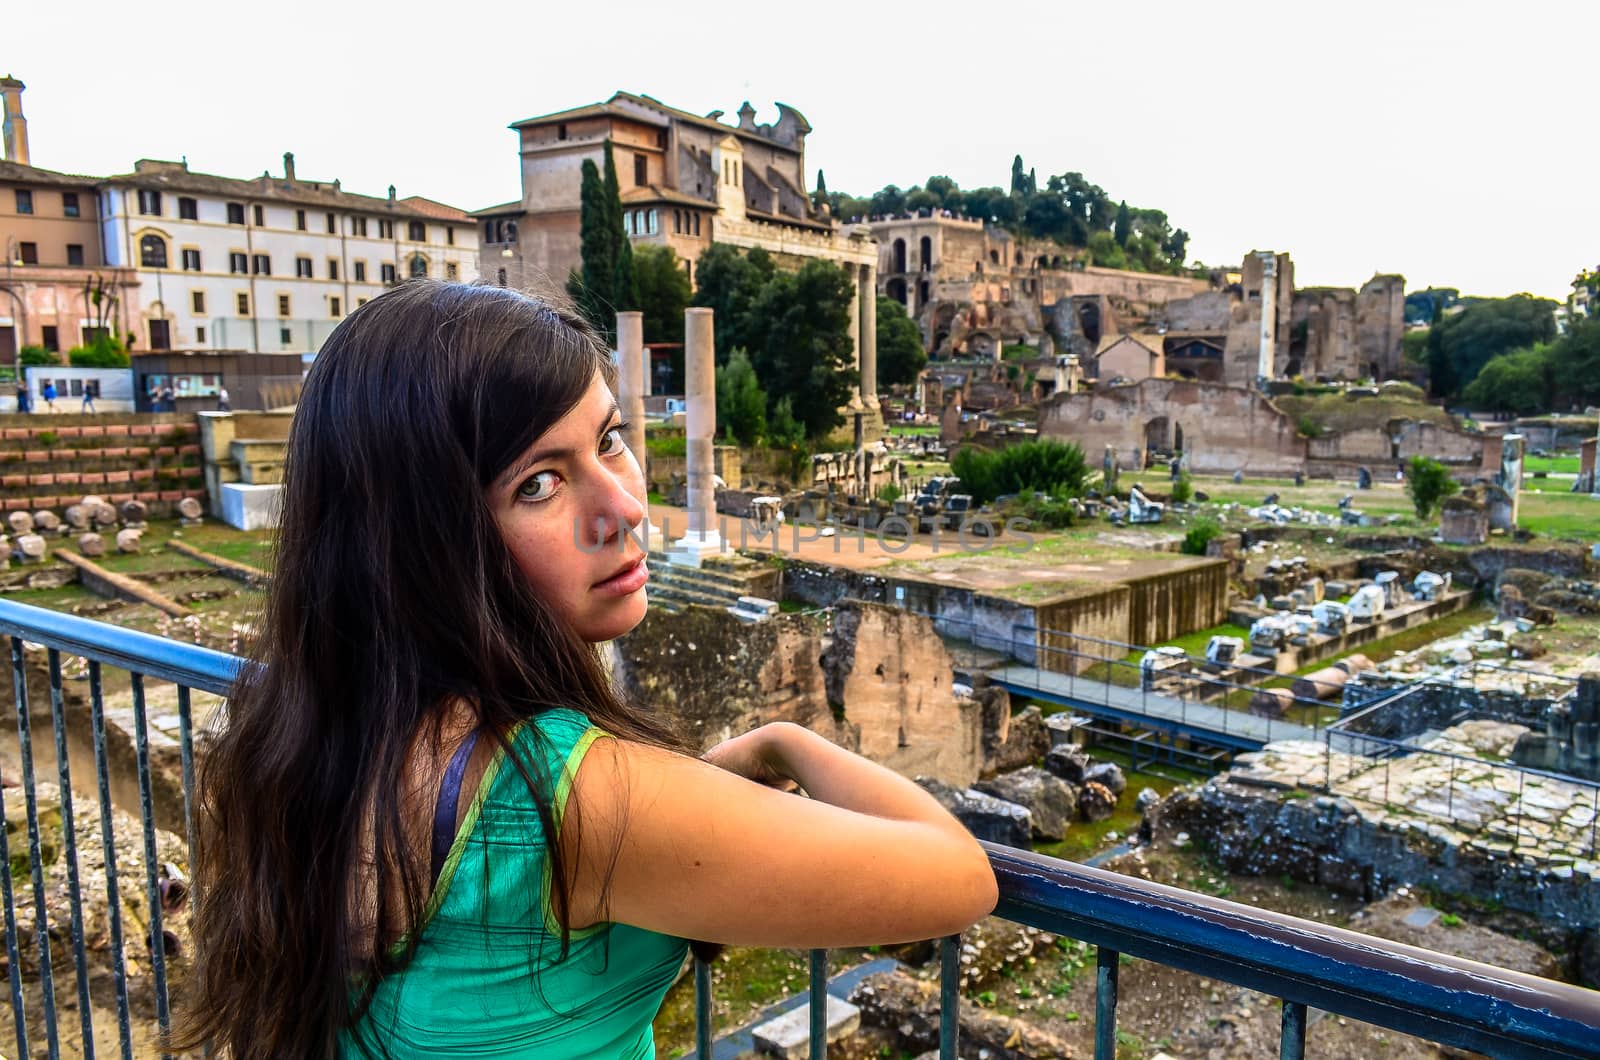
[987, 842, 1600, 1058]
[0, 598, 241, 696]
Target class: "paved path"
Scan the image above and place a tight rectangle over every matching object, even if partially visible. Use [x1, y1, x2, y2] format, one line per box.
[988, 665, 1316, 750]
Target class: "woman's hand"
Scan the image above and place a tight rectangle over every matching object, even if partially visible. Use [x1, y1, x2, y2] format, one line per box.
[701, 723, 803, 793]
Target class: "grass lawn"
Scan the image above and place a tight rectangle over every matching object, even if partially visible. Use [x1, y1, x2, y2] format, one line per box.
[1525, 454, 1580, 475]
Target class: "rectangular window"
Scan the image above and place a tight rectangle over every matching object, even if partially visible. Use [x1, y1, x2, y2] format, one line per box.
[407, 220, 426, 241]
[295, 209, 307, 231]
[357, 297, 368, 307]
[18, 242, 37, 265]
[330, 297, 342, 318]
[327, 258, 339, 281]
[280, 326, 292, 346]
[236, 292, 250, 316]
[253, 204, 264, 226]
[295, 257, 312, 278]
[252, 253, 271, 275]
[352, 216, 367, 237]
[41, 326, 58, 351]
[380, 262, 396, 284]
[61, 192, 79, 218]
[181, 248, 201, 271]
[326, 212, 337, 234]
[378, 219, 393, 239]
[192, 290, 206, 313]
[278, 294, 291, 317]
[353, 260, 366, 282]
[634, 153, 647, 186]
[66, 244, 84, 266]
[227, 202, 245, 225]
[229, 251, 248, 274]
[445, 262, 458, 280]
[137, 189, 161, 215]
[196, 325, 206, 343]
[557, 123, 567, 140]
[179, 196, 198, 220]
[446, 227, 455, 246]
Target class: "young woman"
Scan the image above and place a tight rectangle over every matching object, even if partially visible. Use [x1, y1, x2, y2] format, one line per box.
[177, 281, 997, 1058]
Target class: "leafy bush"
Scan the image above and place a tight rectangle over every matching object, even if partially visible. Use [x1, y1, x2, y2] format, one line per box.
[1181, 517, 1223, 556]
[36, 431, 58, 447]
[1295, 415, 1323, 438]
[18, 344, 56, 366]
[68, 333, 131, 368]
[1171, 473, 1194, 504]
[1406, 456, 1459, 519]
[950, 439, 1089, 504]
[645, 432, 686, 458]
[875, 483, 901, 504]
[1007, 492, 1077, 530]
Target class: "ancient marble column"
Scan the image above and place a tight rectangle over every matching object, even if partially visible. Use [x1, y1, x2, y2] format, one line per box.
[671, 307, 722, 565]
[860, 263, 878, 407]
[846, 266, 864, 409]
[1500, 433, 1525, 528]
[616, 311, 646, 473]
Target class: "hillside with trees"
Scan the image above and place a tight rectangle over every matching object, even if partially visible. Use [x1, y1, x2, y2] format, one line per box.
[815, 155, 1193, 276]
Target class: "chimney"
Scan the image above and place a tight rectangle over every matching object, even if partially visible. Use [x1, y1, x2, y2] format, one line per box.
[1, 76, 29, 166]
[387, 184, 396, 204]
[283, 151, 296, 182]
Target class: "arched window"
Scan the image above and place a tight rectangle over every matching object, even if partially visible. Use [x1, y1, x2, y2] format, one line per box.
[409, 254, 428, 278]
[647, 209, 658, 235]
[140, 233, 168, 268]
[504, 221, 517, 243]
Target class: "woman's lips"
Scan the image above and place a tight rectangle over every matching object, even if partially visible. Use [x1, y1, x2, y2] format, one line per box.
[593, 556, 648, 596]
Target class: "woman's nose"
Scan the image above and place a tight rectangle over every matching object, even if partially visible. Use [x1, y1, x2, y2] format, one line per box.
[580, 460, 647, 549]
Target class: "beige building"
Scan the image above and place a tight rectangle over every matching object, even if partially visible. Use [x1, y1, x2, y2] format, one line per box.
[482, 91, 878, 402]
[1, 78, 139, 364]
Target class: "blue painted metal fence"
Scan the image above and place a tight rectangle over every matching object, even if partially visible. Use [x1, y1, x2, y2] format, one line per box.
[0, 599, 1595, 1058]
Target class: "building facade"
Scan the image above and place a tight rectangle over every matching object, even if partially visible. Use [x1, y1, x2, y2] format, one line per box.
[1, 79, 140, 365]
[482, 91, 878, 403]
[98, 153, 479, 354]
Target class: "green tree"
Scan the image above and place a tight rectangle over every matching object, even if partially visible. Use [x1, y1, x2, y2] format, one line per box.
[602, 142, 638, 316]
[691, 243, 776, 362]
[18, 344, 57, 366]
[1546, 317, 1600, 408]
[746, 260, 857, 439]
[1010, 155, 1028, 196]
[1113, 200, 1132, 248]
[875, 297, 927, 387]
[1406, 456, 1459, 520]
[68, 333, 131, 368]
[1425, 294, 1556, 398]
[715, 349, 767, 445]
[633, 245, 692, 344]
[1086, 230, 1127, 270]
[1461, 345, 1552, 414]
[567, 157, 614, 337]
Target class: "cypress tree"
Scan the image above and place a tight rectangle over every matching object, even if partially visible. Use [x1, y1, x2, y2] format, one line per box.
[568, 156, 614, 337]
[1113, 200, 1132, 248]
[1010, 155, 1027, 196]
[603, 142, 638, 317]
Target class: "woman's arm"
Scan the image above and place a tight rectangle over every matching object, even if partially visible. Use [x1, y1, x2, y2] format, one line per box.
[560, 724, 997, 949]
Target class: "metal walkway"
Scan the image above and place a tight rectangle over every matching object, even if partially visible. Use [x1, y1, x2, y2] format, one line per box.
[988, 665, 1316, 750]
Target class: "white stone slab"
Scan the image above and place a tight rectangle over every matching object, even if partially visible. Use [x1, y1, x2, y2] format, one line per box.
[751, 995, 860, 1059]
[220, 483, 283, 531]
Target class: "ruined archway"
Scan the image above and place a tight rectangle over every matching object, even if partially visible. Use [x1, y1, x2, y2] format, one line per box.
[892, 238, 907, 274]
[886, 278, 907, 305]
[918, 279, 931, 306]
[919, 236, 932, 270]
[1174, 423, 1184, 455]
[1144, 416, 1171, 456]
[1077, 303, 1101, 345]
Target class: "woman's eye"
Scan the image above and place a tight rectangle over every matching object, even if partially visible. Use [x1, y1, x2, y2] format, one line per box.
[516, 470, 561, 502]
[600, 427, 626, 456]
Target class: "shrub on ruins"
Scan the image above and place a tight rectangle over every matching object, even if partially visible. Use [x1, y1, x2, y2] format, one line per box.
[68, 332, 130, 368]
[1406, 456, 1460, 520]
[1181, 517, 1223, 556]
[1171, 473, 1194, 504]
[715, 349, 767, 446]
[951, 439, 1088, 505]
[876, 297, 927, 387]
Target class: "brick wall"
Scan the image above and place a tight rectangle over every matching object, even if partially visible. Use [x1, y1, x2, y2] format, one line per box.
[0, 414, 205, 515]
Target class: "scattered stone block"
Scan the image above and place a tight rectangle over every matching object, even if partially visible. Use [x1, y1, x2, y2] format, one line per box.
[16, 533, 46, 561]
[91, 504, 117, 528]
[7, 511, 34, 534]
[750, 994, 860, 1059]
[119, 500, 148, 528]
[916, 777, 1031, 848]
[32, 511, 60, 533]
[115, 528, 143, 553]
[1079, 779, 1117, 821]
[77, 533, 106, 558]
[973, 766, 1079, 842]
[1083, 761, 1126, 796]
[1043, 746, 1090, 783]
[177, 496, 205, 525]
[63, 505, 89, 530]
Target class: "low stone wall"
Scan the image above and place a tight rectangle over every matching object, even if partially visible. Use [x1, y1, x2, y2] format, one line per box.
[1122, 560, 1230, 644]
[1034, 587, 1129, 675]
[0, 415, 205, 516]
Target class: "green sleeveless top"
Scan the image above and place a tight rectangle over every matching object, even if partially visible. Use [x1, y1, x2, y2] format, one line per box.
[343, 709, 690, 1058]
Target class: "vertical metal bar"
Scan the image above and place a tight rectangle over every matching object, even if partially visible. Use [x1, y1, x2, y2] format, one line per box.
[1447, 755, 1455, 818]
[175, 685, 198, 871]
[129, 675, 171, 1054]
[1094, 946, 1119, 1060]
[89, 663, 134, 1060]
[1280, 1000, 1307, 1059]
[808, 948, 827, 1060]
[693, 957, 712, 1060]
[46, 650, 94, 1059]
[12, 636, 60, 1059]
[0, 705, 30, 1060]
[1516, 769, 1525, 850]
[939, 934, 959, 1060]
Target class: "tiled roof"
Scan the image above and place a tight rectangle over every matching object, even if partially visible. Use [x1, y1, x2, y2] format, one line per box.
[397, 195, 470, 222]
[469, 199, 523, 217]
[0, 159, 100, 188]
[620, 185, 715, 209]
[100, 160, 469, 222]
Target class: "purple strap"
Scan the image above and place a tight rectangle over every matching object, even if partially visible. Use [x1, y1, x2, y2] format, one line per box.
[431, 731, 480, 886]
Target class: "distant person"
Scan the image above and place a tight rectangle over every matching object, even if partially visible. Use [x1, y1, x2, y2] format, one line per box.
[81, 381, 96, 414]
[41, 381, 57, 413]
[15, 382, 28, 414]
[217, 386, 231, 412]
[160, 383, 176, 412]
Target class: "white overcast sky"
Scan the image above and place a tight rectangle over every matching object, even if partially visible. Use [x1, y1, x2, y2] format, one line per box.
[11, 0, 1596, 299]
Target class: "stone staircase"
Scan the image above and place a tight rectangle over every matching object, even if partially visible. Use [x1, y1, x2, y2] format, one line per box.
[646, 551, 779, 621]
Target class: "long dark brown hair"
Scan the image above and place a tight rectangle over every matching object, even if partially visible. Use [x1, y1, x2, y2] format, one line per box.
[174, 281, 695, 1058]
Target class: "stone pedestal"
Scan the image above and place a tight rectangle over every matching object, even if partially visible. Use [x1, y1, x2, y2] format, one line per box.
[616, 311, 647, 474]
[671, 307, 723, 567]
[220, 483, 282, 531]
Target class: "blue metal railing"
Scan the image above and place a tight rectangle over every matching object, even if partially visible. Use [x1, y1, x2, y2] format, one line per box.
[0, 599, 1595, 1059]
